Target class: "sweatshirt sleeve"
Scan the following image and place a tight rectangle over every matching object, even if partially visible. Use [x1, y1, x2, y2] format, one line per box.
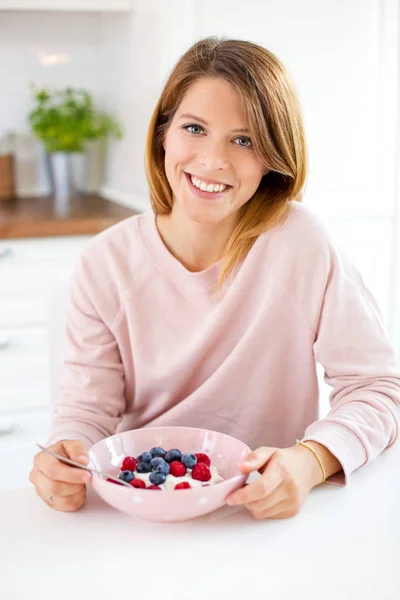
[47, 253, 126, 449]
[303, 242, 400, 485]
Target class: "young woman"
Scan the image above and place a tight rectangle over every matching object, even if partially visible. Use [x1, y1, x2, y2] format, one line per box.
[30, 37, 400, 520]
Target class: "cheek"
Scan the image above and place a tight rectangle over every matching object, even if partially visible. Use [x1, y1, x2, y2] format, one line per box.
[238, 159, 265, 192]
[164, 130, 191, 169]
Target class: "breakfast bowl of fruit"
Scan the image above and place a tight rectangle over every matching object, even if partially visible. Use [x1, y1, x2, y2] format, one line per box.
[88, 426, 251, 522]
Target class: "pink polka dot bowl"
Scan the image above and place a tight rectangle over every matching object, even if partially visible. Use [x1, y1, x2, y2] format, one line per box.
[88, 426, 250, 523]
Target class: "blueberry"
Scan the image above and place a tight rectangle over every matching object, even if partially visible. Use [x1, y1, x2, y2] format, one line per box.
[136, 461, 152, 473]
[149, 471, 167, 486]
[165, 449, 182, 463]
[181, 453, 197, 469]
[150, 446, 166, 458]
[137, 451, 152, 463]
[150, 457, 170, 474]
[118, 470, 135, 483]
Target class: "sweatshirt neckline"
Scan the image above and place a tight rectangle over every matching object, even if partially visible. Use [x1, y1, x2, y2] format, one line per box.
[138, 212, 222, 291]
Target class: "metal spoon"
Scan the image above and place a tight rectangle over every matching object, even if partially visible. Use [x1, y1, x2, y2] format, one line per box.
[34, 442, 132, 488]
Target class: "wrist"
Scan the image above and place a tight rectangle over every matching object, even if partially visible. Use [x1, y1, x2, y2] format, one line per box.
[294, 442, 325, 489]
[300, 440, 343, 486]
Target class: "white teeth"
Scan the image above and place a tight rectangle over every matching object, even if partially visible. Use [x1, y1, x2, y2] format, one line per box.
[190, 175, 227, 193]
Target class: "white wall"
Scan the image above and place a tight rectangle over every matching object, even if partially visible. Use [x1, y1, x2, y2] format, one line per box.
[99, 1, 162, 211]
[101, 0, 197, 211]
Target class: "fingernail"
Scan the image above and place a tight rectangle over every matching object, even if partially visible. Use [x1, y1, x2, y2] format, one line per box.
[77, 455, 89, 464]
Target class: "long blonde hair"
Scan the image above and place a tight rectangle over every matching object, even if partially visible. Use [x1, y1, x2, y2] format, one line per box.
[145, 37, 308, 288]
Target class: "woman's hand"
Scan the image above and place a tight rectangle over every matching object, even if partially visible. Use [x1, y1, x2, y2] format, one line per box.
[29, 440, 91, 512]
[226, 442, 338, 520]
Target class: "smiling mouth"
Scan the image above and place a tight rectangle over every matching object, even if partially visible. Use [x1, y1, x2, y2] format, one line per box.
[185, 172, 232, 193]
[183, 172, 231, 199]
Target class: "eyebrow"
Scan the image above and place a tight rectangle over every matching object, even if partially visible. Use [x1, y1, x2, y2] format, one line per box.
[178, 113, 250, 134]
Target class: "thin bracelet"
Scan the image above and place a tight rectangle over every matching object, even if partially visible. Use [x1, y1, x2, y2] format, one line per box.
[295, 440, 326, 483]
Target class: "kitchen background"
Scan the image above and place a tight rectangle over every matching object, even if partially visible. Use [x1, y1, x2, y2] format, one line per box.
[1, 0, 399, 486]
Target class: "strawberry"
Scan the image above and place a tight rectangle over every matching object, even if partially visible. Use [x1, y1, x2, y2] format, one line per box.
[195, 453, 211, 467]
[175, 482, 191, 490]
[121, 456, 138, 472]
[130, 479, 146, 488]
[147, 485, 162, 490]
[192, 463, 211, 482]
[169, 460, 187, 477]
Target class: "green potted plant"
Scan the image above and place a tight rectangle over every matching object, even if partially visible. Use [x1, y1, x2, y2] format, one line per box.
[28, 85, 122, 207]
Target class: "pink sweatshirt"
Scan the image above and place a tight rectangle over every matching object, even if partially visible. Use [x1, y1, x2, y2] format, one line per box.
[48, 201, 400, 484]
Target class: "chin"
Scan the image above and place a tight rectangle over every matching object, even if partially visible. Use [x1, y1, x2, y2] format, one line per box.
[180, 201, 227, 225]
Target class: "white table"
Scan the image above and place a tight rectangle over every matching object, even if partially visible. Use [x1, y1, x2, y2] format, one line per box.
[0, 441, 399, 600]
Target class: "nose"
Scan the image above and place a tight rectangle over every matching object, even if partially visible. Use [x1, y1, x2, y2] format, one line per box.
[198, 139, 229, 171]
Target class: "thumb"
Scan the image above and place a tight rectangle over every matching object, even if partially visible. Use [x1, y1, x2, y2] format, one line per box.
[238, 447, 278, 473]
[61, 439, 89, 465]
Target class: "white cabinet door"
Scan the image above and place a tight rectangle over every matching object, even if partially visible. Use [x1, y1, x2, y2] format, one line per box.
[0, 326, 49, 412]
[0, 235, 92, 414]
[0, 384, 50, 413]
[0, 236, 91, 327]
[0, 263, 73, 328]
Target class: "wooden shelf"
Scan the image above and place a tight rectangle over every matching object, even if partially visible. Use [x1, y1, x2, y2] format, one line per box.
[0, 194, 137, 239]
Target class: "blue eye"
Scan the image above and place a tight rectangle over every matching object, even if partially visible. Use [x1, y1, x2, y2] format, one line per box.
[235, 136, 252, 148]
[182, 124, 204, 135]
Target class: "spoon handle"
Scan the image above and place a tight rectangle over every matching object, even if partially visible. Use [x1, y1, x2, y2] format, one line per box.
[34, 442, 131, 488]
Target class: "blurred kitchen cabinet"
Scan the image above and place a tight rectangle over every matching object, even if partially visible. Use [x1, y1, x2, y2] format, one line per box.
[0, 0, 132, 11]
[0, 235, 91, 414]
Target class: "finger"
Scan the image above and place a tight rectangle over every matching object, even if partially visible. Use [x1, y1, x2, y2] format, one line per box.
[35, 453, 91, 485]
[61, 440, 89, 465]
[227, 464, 283, 506]
[244, 481, 287, 514]
[238, 447, 278, 473]
[43, 490, 87, 513]
[31, 470, 84, 497]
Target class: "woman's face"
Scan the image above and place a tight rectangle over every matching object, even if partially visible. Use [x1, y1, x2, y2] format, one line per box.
[163, 77, 269, 226]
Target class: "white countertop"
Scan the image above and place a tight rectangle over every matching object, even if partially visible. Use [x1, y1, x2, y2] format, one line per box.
[0, 440, 399, 600]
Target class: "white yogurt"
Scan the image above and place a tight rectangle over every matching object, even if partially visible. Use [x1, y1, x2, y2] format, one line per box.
[134, 466, 224, 490]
